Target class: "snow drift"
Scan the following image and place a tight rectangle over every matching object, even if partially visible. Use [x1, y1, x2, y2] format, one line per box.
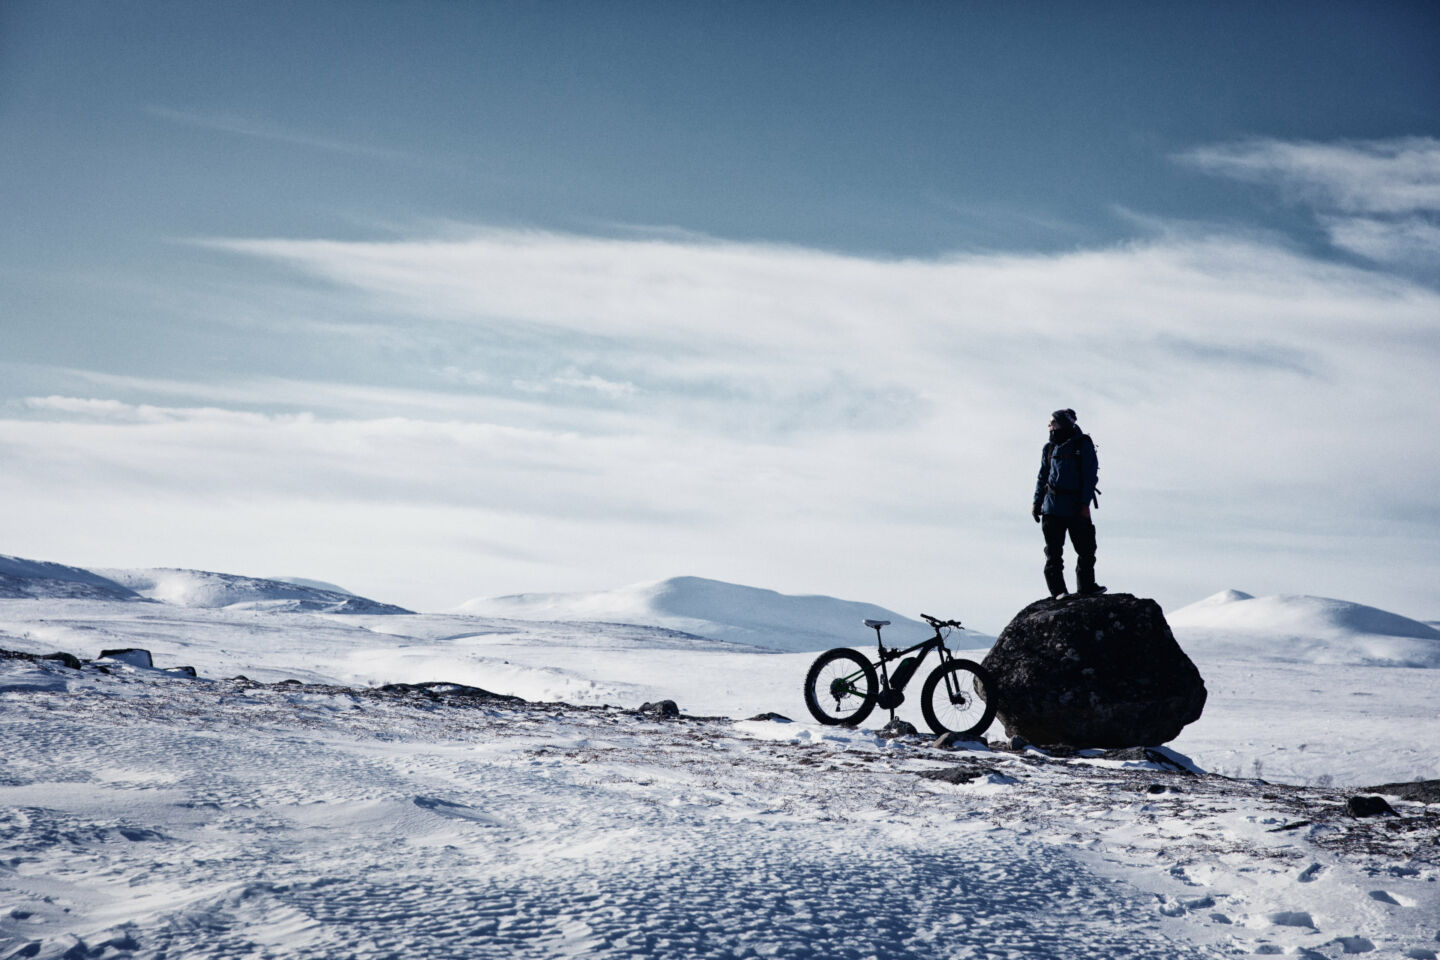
[1169, 589, 1440, 667]
[459, 575, 990, 653]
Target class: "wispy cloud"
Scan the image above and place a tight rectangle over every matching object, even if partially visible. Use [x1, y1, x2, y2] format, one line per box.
[1179, 137, 1440, 274]
[145, 105, 415, 162]
[1323, 215, 1440, 271]
[1179, 137, 1440, 214]
[8, 222, 1440, 621]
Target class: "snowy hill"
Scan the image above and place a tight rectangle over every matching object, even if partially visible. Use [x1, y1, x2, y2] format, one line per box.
[458, 575, 991, 653]
[91, 567, 411, 614]
[0, 554, 140, 601]
[1169, 589, 1440, 667]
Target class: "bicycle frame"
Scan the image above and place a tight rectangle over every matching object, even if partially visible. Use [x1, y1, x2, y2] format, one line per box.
[869, 621, 957, 709]
[875, 636, 947, 692]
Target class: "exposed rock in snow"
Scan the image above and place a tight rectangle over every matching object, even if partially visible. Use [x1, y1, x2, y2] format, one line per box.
[878, 716, 920, 739]
[983, 593, 1207, 748]
[1345, 794, 1399, 818]
[98, 647, 154, 668]
[1169, 590, 1440, 667]
[459, 575, 990, 653]
[1363, 779, 1440, 804]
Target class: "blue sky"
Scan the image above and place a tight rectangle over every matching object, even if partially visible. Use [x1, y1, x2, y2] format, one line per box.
[2, 1, 1438, 629]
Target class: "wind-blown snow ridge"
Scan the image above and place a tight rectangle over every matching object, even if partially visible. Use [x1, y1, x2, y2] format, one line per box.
[91, 567, 412, 614]
[0, 554, 139, 601]
[1, 554, 408, 613]
[459, 575, 991, 653]
[1170, 589, 1440, 667]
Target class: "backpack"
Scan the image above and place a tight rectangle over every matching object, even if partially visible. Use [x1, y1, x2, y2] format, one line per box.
[1045, 435, 1101, 509]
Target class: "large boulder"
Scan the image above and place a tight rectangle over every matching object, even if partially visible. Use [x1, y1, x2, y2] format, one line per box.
[982, 593, 1206, 748]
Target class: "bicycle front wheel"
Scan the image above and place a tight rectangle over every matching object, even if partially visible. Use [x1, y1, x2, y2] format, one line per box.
[803, 649, 878, 726]
[920, 658, 997, 738]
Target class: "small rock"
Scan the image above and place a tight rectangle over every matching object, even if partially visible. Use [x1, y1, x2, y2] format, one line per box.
[877, 718, 919, 740]
[745, 712, 792, 722]
[1100, 746, 1197, 774]
[637, 700, 680, 719]
[1347, 795, 1399, 818]
[932, 731, 986, 750]
[39, 652, 82, 670]
[98, 648, 153, 668]
[918, 765, 985, 784]
[166, 665, 198, 678]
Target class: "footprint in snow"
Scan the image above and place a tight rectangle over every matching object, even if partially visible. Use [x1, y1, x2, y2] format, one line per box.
[1266, 910, 1316, 929]
[1325, 935, 1376, 953]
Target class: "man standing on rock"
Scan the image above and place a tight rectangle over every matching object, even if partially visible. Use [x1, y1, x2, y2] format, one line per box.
[1032, 409, 1105, 599]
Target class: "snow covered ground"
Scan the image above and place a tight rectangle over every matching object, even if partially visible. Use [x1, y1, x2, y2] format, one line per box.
[3, 558, 1439, 958]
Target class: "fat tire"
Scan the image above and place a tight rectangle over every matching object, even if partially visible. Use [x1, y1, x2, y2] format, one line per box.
[920, 658, 997, 738]
[803, 649, 878, 726]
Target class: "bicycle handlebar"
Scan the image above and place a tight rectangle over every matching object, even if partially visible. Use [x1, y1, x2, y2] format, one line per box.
[920, 613, 963, 629]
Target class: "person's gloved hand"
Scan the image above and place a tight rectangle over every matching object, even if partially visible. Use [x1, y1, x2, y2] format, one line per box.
[1031, 505, 1041, 523]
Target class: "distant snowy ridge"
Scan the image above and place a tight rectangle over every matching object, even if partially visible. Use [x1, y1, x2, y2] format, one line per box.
[458, 575, 990, 653]
[1170, 589, 1440, 668]
[0, 554, 140, 601]
[267, 576, 356, 596]
[94, 567, 412, 614]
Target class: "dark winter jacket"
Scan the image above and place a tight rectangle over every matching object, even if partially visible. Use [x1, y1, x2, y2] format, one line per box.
[1033, 433, 1098, 518]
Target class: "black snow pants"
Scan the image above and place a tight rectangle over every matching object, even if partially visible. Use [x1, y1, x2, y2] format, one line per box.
[1041, 514, 1097, 596]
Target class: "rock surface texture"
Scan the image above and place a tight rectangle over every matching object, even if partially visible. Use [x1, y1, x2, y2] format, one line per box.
[982, 593, 1207, 748]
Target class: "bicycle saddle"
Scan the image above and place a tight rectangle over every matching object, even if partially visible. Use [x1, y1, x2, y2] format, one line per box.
[863, 619, 890, 628]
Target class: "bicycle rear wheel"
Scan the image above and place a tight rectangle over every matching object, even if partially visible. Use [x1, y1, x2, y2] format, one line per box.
[803, 649, 878, 726]
[920, 658, 996, 738]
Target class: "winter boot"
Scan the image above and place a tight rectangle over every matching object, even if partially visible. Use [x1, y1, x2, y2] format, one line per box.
[1044, 569, 1069, 600]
